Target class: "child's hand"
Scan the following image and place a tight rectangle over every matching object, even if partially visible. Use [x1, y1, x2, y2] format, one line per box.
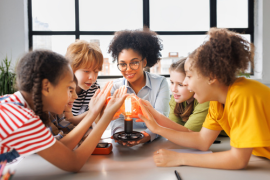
[89, 81, 113, 115]
[138, 99, 162, 121]
[137, 101, 160, 134]
[153, 149, 183, 167]
[104, 86, 128, 116]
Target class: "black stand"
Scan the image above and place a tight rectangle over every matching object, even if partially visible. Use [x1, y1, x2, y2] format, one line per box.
[113, 118, 144, 142]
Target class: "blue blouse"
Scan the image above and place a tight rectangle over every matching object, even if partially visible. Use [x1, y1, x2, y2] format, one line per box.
[110, 71, 170, 141]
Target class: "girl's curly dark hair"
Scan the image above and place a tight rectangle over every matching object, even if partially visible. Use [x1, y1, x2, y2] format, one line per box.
[16, 50, 70, 126]
[108, 29, 163, 67]
[190, 28, 254, 86]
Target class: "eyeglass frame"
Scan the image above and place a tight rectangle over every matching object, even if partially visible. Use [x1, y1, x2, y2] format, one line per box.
[117, 59, 144, 72]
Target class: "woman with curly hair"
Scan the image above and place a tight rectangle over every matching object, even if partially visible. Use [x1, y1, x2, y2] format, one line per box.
[108, 29, 170, 147]
[139, 28, 270, 169]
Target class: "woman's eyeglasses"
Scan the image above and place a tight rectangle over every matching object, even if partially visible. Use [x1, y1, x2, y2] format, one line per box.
[117, 59, 143, 72]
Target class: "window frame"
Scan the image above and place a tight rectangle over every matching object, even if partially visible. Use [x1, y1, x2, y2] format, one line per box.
[28, 0, 254, 79]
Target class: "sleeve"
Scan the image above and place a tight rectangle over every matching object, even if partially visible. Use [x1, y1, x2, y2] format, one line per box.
[168, 96, 183, 124]
[202, 101, 223, 131]
[229, 94, 270, 148]
[153, 78, 170, 116]
[146, 78, 170, 141]
[184, 101, 209, 132]
[14, 119, 56, 156]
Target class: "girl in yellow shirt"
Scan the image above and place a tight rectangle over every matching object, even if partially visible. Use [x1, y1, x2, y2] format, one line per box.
[138, 28, 270, 170]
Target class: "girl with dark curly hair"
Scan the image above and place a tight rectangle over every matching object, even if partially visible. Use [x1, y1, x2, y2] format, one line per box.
[0, 50, 128, 172]
[108, 29, 170, 147]
[139, 28, 270, 169]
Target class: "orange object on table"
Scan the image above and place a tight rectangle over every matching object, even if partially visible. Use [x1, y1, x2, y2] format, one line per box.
[106, 94, 143, 119]
[92, 143, 113, 155]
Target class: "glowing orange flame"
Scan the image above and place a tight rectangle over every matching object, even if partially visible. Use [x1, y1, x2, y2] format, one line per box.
[125, 96, 132, 116]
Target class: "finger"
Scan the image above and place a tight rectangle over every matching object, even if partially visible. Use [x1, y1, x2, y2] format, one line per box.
[103, 81, 113, 96]
[138, 99, 152, 119]
[138, 114, 152, 124]
[135, 118, 144, 122]
[112, 89, 120, 98]
[117, 86, 125, 98]
[92, 89, 101, 98]
[119, 86, 127, 97]
[139, 99, 150, 106]
[100, 81, 110, 94]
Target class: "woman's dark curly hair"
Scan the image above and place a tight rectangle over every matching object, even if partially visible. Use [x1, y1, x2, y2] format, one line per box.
[190, 28, 254, 86]
[108, 29, 163, 67]
[16, 50, 70, 126]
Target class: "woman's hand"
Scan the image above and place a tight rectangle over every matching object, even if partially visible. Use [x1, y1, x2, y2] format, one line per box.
[104, 86, 128, 116]
[88, 81, 113, 116]
[153, 149, 183, 167]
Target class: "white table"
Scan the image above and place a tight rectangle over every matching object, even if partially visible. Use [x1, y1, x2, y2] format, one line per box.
[9, 136, 270, 180]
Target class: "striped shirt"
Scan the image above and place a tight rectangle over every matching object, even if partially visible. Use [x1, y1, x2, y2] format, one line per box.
[72, 81, 100, 116]
[0, 91, 55, 156]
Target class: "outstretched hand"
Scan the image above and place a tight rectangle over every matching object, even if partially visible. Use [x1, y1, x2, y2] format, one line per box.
[104, 86, 128, 116]
[137, 99, 161, 134]
[136, 99, 162, 122]
[89, 81, 113, 115]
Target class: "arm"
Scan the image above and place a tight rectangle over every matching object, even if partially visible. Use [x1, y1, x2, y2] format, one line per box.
[37, 84, 128, 172]
[139, 101, 220, 150]
[38, 110, 113, 172]
[64, 111, 87, 125]
[155, 127, 220, 150]
[154, 146, 253, 169]
[138, 99, 190, 132]
[59, 111, 96, 150]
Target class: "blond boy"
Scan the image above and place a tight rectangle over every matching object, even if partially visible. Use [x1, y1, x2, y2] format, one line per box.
[65, 40, 103, 124]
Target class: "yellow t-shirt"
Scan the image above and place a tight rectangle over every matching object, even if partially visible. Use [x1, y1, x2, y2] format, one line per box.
[203, 77, 270, 159]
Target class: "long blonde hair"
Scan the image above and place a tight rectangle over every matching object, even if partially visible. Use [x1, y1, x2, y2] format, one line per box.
[170, 57, 194, 122]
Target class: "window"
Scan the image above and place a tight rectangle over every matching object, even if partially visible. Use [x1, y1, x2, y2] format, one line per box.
[28, 0, 254, 78]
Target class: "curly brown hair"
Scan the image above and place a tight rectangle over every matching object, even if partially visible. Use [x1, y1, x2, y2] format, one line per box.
[16, 50, 70, 126]
[170, 57, 194, 122]
[108, 29, 163, 68]
[190, 28, 254, 86]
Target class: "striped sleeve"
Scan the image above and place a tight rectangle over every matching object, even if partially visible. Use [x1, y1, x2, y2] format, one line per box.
[0, 103, 55, 156]
[72, 81, 100, 115]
